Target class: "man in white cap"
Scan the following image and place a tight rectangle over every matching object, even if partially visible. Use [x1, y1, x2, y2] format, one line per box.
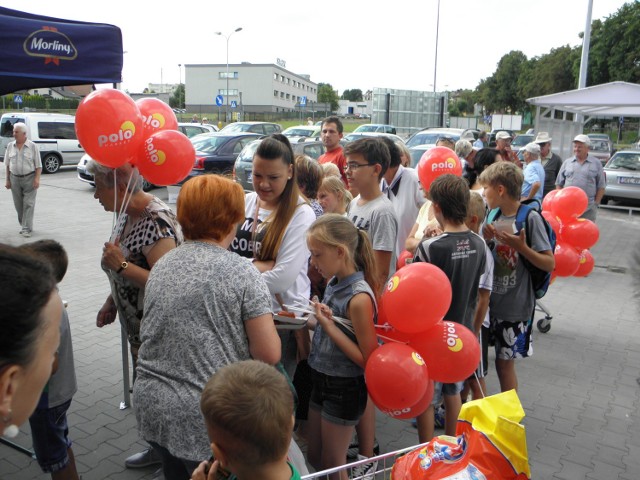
[556, 134, 605, 221]
[495, 131, 521, 168]
[534, 132, 562, 197]
[520, 142, 545, 205]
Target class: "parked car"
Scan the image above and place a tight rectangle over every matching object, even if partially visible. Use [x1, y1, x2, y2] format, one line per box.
[220, 121, 282, 135]
[512, 134, 535, 161]
[408, 145, 430, 168]
[180, 132, 263, 185]
[353, 124, 397, 135]
[589, 138, 614, 165]
[405, 127, 470, 148]
[76, 154, 156, 192]
[601, 150, 640, 204]
[178, 122, 218, 138]
[1, 112, 85, 173]
[282, 125, 321, 140]
[233, 138, 346, 191]
[342, 132, 405, 144]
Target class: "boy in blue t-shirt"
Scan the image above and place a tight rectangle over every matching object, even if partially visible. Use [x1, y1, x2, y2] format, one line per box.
[479, 162, 554, 393]
[22, 240, 79, 480]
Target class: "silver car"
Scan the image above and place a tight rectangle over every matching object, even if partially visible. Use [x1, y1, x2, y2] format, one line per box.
[602, 150, 640, 204]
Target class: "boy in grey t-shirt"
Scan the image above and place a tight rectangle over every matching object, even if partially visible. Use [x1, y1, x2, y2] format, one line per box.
[345, 137, 398, 290]
[479, 162, 554, 394]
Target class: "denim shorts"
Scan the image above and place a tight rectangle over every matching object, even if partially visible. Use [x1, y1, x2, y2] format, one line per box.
[28, 399, 72, 473]
[309, 369, 367, 426]
[431, 381, 465, 406]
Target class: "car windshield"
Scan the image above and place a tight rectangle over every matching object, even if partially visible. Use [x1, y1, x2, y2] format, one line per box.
[410, 148, 428, 167]
[223, 123, 250, 132]
[590, 141, 610, 152]
[406, 133, 459, 148]
[607, 152, 640, 171]
[237, 140, 260, 162]
[354, 125, 380, 133]
[512, 135, 534, 147]
[283, 128, 314, 137]
[191, 135, 228, 153]
[1, 117, 24, 137]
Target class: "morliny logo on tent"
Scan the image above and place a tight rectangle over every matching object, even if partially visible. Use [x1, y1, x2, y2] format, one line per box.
[23, 26, 78, 65]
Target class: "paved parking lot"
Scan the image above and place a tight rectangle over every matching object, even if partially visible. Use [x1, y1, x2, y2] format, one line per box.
[1, 167, 639, 479]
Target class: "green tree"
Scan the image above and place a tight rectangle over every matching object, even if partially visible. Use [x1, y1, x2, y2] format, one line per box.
[341, 89, 363, 101]
[317, 83, 339, 112]
[170, 84, 185, 108]
[519, 46, 578, 101]
[493, 50, 529, 113]
[585, 2, 640, 85]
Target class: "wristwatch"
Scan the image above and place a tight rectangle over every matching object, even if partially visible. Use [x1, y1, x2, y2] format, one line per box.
[116, 261, 129, 274]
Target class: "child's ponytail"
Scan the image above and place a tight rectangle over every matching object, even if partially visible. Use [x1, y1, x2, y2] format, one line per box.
[355, 229, 381, 296]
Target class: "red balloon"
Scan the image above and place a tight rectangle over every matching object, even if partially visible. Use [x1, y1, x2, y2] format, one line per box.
[554, 187, 588, 222]
[384, 380, 435, 420]
[136, 130, 195, 186]
[417, 147, 462, 192]
[136, 98, 179, 136]
[574, 249, 595, 277]
[561, 218, 599, 250]
[381, 262, 452, 334]
[409, 320, 480, 384]
[554, 241, 580, 277]
[541, 210, 562, 237]
[365, 343, 429, 412]
[75, 89, 143, 168]
[541, 190, 560, 215]
[396, 250, 413, 271]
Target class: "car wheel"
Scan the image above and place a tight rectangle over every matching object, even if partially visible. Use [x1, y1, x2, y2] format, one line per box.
[141, 178, 155, 192]
[42, 153, 61, 174]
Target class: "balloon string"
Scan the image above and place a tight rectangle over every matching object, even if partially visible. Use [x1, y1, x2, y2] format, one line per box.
[109, 168, 135, 243]
[110, 169, 118, 239]
[473, 371, 486, 399]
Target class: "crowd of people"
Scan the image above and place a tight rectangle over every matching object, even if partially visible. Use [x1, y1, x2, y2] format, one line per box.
[1, 117, 606, 480]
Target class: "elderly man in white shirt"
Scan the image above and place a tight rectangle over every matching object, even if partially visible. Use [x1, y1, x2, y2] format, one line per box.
[4, 122, 42, 237]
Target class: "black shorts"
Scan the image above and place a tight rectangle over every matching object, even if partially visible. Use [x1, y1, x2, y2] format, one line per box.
[309, 369, 367, 426]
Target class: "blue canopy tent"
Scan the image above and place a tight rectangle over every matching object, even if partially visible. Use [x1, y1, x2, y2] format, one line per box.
[0, 6, 123, 95]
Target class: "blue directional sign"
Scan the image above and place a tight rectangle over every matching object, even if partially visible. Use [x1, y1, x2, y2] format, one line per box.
[230, 100, 237, 108]
[215, 95, 223, 106]
[14, 95, 23, 104]
[300, 96, 307, 106]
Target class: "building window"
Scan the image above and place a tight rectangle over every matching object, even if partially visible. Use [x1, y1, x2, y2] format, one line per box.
[280, 92, 284, 98]
[219, 72, 238, 79]
[286, 93, 290, 100]
[219, 89, 238, 95]
[274, 90, 278, 97]
[280, 75, 284, 82]
[274, 73, 278, 80]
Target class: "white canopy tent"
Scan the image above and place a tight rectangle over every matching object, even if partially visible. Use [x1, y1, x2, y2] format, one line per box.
[527, 81, 640, 159]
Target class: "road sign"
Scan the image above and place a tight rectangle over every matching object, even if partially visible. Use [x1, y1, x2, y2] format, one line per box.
[14, 95, 23, 104]
[300, 96, 307, 107]
[230, 100, 237, 108]
[215, 95, 223, 106]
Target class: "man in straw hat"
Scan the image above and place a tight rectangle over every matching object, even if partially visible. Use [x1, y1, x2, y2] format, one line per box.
[533, 132, 562, 197]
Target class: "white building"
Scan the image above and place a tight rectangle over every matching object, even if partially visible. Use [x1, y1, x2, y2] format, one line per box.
[185, 63, 318, 114]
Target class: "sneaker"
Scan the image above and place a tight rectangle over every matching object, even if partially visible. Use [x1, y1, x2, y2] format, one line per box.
[434, 405, 446, 429]
[125, 447, 162, 469]
[351, 454, 378, 480]
[347, 438, 379, 460]
[21, 230, 31, 238]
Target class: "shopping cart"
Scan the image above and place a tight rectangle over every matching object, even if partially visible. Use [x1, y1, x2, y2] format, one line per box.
[301, 443, 428, 479]
[535, 299, 553, 333]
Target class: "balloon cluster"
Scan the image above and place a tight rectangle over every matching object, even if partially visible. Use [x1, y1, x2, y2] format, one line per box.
[366, 263, 480, 419]
[542, 187, 599, 278]
[75, 90, 194, 185]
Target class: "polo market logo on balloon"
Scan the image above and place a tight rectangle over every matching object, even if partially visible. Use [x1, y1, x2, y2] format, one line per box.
[142, 113, 166, 129]
[412, 352, 425, 366]
[143, 137, 166, 166]
[444, 321, 463, 352]
[386, 275, 400, 293]
[431, 157, 457, 172]
[98, 122, 137, 148]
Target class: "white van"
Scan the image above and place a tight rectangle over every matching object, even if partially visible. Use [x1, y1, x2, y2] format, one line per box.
[1, 112, 85, 174]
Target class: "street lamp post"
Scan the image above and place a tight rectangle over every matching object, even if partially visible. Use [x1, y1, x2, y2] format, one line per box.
[215, 27, 243, 124]
[178, 63, 183, 109]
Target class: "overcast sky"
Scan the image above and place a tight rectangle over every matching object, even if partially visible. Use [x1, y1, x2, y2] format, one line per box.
[3, 0, 630, 94]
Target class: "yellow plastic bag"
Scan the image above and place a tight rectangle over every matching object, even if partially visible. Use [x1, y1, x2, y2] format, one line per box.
[392, 390, 530, 479]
